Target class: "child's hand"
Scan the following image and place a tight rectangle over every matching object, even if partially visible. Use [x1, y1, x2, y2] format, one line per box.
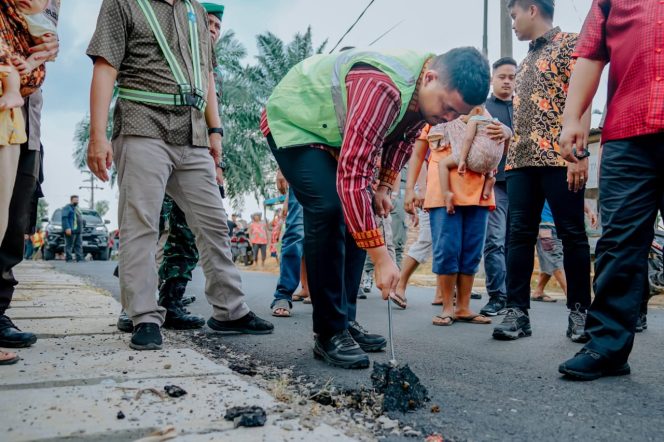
[10, 55, 29, 75]
[457, 161, 467, 175]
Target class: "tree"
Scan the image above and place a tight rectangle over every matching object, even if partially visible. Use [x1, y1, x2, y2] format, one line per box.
[95, 200, 110, 218]
[217, 27, 327, 210]
[36, 199, 49, 227]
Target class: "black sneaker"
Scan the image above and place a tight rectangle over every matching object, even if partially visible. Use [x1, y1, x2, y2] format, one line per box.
[636, 312, 648, 333]
[130, 323, 163, 350]
[0, 315, 37, 348]
[471, 291, 483, 300]
[357, 290, 367, 300]
[117, 311, 133, 333]
[313, 330, 370, 369]
[480, 298, 506, 317]
[207, 311, 274, 334]
[348, 321, 386, 352]
[567, 307, 589, 343]
[558, 349, 631, 381]
[492, 308, 532, 340]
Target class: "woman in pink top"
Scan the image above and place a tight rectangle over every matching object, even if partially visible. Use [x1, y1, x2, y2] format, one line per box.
[249, 213, 268, 267]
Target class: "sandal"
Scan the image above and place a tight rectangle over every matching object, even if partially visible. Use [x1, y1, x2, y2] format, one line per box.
[432, 315, 454, 326]
[271, 299, 292, 317]
[455, 314, 492, 325]
[531, 294, 557, 303]
[389, 292, 407, 309]
[0, 350, 19, 365]
[303, 296, 312, 305]
[292, 292, 309, 302]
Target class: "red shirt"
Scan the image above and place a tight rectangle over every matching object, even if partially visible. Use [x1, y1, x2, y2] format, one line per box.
[261, 67, 424, 249]
[574, 0, 664, 142]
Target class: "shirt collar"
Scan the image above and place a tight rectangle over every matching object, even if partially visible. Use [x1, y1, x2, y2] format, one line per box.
[529, 26, 561, 52]
[489, 94, 513, 105]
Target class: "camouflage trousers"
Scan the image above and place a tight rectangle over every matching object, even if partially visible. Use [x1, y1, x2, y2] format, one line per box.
[158, 195, 199, 284]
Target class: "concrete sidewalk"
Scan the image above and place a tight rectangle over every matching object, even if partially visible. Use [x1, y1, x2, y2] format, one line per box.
[1, 262, 355, 442]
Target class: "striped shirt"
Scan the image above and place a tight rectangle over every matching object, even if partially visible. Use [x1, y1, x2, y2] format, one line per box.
[261, 67, 425, 249]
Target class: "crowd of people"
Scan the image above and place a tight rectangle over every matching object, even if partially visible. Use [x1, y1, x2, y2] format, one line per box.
[0, 0, 661, 383]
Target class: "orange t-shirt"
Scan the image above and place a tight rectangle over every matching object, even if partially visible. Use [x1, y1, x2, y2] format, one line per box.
[420, 124, 496, 210]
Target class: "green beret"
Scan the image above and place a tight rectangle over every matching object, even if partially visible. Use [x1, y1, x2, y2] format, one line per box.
[201, 3, 224, 21]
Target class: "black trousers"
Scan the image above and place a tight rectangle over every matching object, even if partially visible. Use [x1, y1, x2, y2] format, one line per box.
[505, 166, 591, 311]
[0, 146, 40, 315]
[585, 135, 664, 362]
[270, 140, 366, 339]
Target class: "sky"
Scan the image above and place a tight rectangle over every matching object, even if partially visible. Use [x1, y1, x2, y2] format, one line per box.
[40, 0, 605, 229]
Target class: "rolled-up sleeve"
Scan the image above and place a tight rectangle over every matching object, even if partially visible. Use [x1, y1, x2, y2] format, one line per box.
[573, 0, 610, 62]
[86, 0, 128, 69]
[336, 69, 401, 249]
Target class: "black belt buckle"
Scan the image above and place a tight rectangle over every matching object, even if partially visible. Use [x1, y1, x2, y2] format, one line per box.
[178, 84, 207, 111]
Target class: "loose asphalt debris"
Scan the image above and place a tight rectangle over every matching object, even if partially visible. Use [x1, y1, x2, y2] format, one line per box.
[229, 362, 258, 376]
[224, 406, 267, 428]
[164, 385, 187, 398]
[371, 362, 429, 413]
[116, 411, 125, 420]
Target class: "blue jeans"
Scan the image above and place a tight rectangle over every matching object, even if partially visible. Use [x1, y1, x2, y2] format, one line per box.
[430, 206, 489, 275]
[483, 182, 509, 301]
[271, 187, 304, 306]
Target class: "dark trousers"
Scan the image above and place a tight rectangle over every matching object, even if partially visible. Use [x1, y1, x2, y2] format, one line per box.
[65, 232, 84, 262]
[505, 167, 591, 311]
[585, 135, 664, 363]
[0, 146, 40, 315]
[270, 141, 366, 339]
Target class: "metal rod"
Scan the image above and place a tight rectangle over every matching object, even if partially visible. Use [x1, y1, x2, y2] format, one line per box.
[387, 294, 396, 364]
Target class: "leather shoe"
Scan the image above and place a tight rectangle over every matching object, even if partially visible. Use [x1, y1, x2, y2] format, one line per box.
[559, 349, 630, 381]
[117, 311, 133, 333]
[0, 315, 37, 348]
[314, 330, 369, 369]
[159, 280, 205, 330]
[207, 311, 274, 334]
[348, 321, 386, 352]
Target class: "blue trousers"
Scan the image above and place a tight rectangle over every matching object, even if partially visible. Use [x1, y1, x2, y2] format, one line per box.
[272, 187, 304, 306]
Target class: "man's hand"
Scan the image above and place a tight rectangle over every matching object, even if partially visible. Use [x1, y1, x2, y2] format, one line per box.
[65, 229, 72, 236]
[567, 158, 589, 193]
[559, 118, 587, 164]
[276, 169, 288, 195]
[373, 184, 394, 218]
[486, 122, 511, 143]
[87, 137, 113, 182]
[215, 166, 224, 186]
[29, 33, 59, 60]
[208, 132, 222, 164]
[410, 212, 419, 228]
[458, 160, 467, 175]
[370, 247, 400, 300]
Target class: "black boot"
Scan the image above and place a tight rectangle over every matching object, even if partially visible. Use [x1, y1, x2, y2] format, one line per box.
[313, 330, 369, 369]
[159, 279, 205, 330]
[348, 321, 386, 352]
[0, 315, 37, 348]
[117, 311, 133, 333]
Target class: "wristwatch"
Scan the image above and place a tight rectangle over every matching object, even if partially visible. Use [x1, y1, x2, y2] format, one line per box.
[217, 159, 227, 171]
[208, 127, 224, 137]
[573, 147, 590, 159]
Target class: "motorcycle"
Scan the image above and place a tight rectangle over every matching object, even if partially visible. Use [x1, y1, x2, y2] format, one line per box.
[648, 228, 664, 298]
[231, 228, 254, 266]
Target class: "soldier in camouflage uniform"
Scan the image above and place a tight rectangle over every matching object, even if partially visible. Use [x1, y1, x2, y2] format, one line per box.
[117, 3, 227, 332]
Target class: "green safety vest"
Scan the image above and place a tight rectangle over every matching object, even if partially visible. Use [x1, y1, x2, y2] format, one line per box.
[266, 49, 432, 149]
[117, 0, 207, 111]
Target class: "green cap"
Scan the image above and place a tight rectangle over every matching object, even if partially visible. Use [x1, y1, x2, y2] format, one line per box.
[201, 3, 225, 21]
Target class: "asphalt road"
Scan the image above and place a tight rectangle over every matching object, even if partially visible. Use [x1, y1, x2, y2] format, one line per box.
[52, 261, 664, 442]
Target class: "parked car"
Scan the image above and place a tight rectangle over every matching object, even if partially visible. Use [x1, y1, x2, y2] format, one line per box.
[43, 208, 111, 261]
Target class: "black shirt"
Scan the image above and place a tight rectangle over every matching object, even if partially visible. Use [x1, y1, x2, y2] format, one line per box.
[485, 94, 513, 182]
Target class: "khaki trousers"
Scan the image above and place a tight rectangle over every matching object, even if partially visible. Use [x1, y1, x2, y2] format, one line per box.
[0, 145, 20, 243]
[113, 135, 249, 325]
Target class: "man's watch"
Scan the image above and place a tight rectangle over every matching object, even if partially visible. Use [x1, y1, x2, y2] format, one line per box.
[573, 147, 590, 159]
[217, 159, 227, 171]
[208, 127, 224, 137]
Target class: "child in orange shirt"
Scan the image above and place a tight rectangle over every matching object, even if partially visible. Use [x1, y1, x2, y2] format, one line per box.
[429, 105, 506, 214]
